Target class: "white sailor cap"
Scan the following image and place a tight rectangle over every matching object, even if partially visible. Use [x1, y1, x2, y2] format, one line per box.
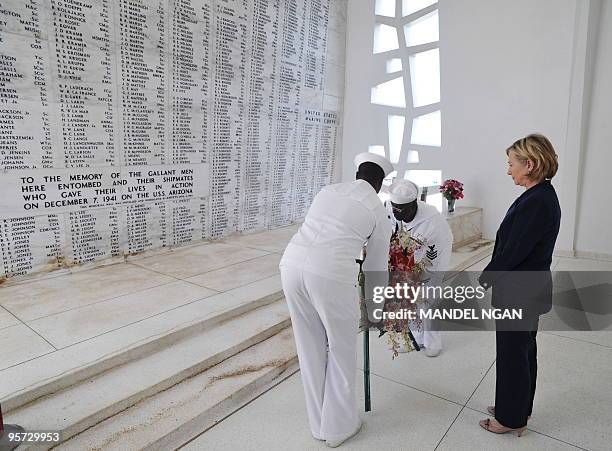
[354, 152, 394, 177]
[389, 179, 419, 204]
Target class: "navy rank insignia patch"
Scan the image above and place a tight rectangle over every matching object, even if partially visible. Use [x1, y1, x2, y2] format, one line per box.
[426, 244, 438, 260]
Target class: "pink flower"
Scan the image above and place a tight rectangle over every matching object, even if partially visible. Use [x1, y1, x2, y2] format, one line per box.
[440, 179, 464, 200]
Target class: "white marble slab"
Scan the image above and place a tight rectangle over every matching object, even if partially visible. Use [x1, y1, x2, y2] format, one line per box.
[0, 165, 209, 219]
[56, 328, 297, 451]
[28, 281, 217, 349]
[555, 257, 612, 271]
[0, 263, 175, 321]
[222, 225, 300, 253]
[464, 255, 492, 272]
[328, 0, 348, 34]
[184, 370, 461, 450]
[1, 0, 346, 281]
[0, 324, 55, 371]
[358, 330, 496, 405]
[445, 207, 482, 249]
[438, 407, 582, 450]
[449, 240, 495, 272]
[186, 253, 282, 292]
[0, 306, 20, 330]
[131, 243, 270, 279]
[323, 94, 344, 112]
[467, 255, 563, 273]
[5, 302, 290, 443]
[324, 62, 345, 98]
[0, 276, 283, 403]
[326, 28, 346, 68]
[56, 275, 282, 370]
[443, 206, 481, 220]
[543, 331, 612, 349]
[468, 332, 612, 451]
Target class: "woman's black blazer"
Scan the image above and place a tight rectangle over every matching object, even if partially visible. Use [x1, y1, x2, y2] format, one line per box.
[480, 180, 561, 315]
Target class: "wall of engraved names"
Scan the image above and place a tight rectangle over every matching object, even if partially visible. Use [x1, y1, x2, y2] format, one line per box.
[0, 0, 346, 279]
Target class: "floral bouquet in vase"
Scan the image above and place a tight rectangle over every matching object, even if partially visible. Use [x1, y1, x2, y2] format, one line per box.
[440, 179, 464, 214]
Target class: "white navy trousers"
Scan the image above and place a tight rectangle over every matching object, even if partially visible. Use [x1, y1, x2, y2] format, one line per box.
[280, 266, 360, 441]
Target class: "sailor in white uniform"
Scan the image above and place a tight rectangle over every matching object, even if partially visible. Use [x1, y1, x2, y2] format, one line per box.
[280, 152, 393, 447]
[386, 179, 453, 357]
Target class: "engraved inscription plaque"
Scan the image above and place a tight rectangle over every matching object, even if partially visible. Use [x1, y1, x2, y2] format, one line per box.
[0, 0, 345, 279]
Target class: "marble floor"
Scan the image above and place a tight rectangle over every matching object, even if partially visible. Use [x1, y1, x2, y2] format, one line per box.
[1, 225, 610, 450]
[0, 223, 487, 384]
[0, 225, 299, 401]
[183, 254, 612, 451]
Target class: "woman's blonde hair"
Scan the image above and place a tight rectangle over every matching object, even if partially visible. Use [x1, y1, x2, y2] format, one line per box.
[506, 134, 559, 181]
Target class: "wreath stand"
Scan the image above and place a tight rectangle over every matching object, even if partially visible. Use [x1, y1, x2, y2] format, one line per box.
[356, 256, 372, 412]
[356, 255, 421, 412]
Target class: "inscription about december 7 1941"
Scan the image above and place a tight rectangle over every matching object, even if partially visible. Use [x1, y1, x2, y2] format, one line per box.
[0, 165, 210, 218]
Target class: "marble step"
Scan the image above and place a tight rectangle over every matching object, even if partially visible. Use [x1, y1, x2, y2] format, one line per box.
[4, 300, 291, 450]
[56, 327, 298, 451]
[448, 239, 495, 273]
[0, 275, 283, 413]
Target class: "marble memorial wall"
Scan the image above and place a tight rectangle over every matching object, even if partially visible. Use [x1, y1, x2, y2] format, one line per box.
[0, 0, 346, 279]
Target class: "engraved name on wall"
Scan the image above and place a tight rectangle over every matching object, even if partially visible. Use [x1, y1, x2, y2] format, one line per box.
[0, 0, 345, 279]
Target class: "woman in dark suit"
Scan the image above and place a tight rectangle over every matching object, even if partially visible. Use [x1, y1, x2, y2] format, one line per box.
[478, 134, 561, 436]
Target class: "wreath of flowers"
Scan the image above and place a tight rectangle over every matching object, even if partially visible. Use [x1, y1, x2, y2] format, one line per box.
[384, 225, 432, 358]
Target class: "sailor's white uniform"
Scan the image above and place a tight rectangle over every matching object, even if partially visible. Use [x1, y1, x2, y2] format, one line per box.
[280, 179, 391, 441]
[385, 200, 453, 351]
